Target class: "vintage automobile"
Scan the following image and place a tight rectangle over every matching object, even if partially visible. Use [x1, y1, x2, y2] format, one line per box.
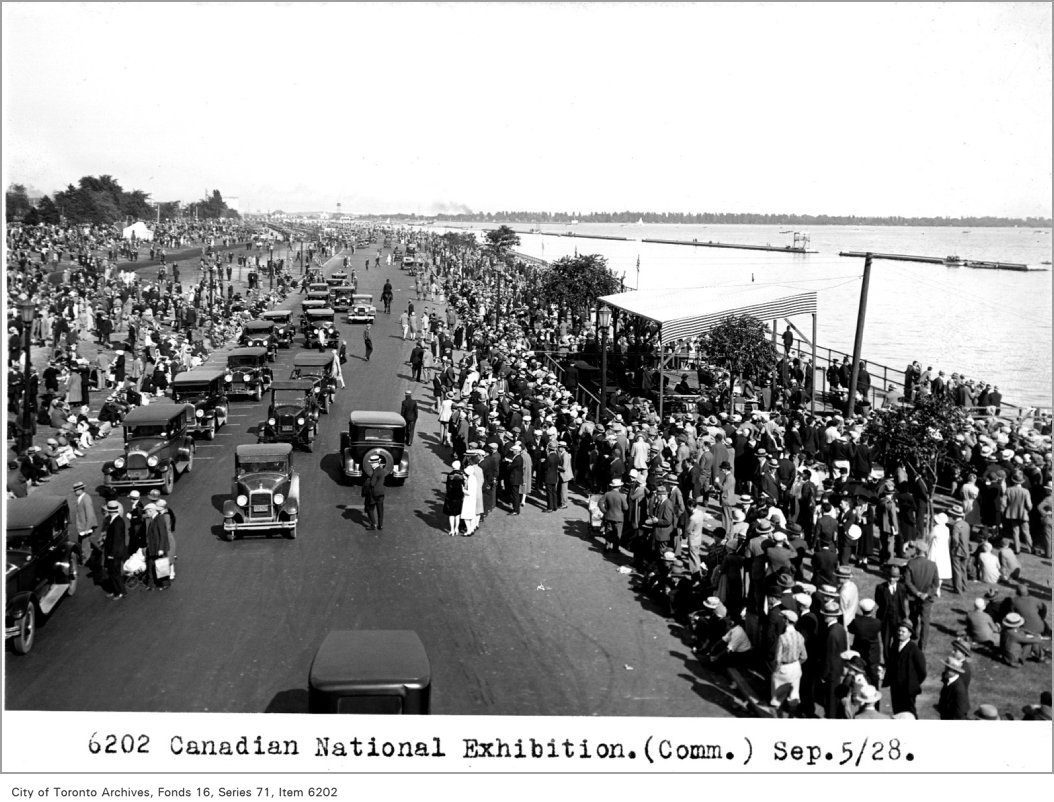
[306, 266, 324, 284]
[102, 404, 195, 494]
[225, 347, 273, 401]
[299, 299, 328, 334]
[259, 380, 319, 450]
[261, 309, 295, 348]
[290, 352, 338, 413]
[6, 495, 79, 655]
[169, 367, 230, 439]
[222, 443, 300, 541]
[302, 308, 342, 351]
[239, 319, 278, 361]
[402, 257, 425, 272]
[327, 270, 350, 287]
[341, 411, 409, 483]
[393, 247, 404, 261]
[331, 285, 357, 313]
[346, 293, 376, 324]
[306, 284, 331, 305]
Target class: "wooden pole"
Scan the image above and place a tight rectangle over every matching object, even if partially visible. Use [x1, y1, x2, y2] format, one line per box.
[846, 253, 873, 418]
[810, 312, 817, 415]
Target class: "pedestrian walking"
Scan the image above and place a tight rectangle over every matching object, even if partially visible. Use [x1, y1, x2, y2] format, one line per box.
[143, 503, 170, 591]
[101, 500, 127, 600]
[363, 324, 373, 362]
[400, 389, 419, 444]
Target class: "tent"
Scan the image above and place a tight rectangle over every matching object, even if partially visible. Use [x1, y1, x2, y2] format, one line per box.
[597, 284, 819, 416]
[122, 221, 153, 241]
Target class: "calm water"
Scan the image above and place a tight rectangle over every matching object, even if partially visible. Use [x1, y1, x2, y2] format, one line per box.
[433, 222, 1053, 408]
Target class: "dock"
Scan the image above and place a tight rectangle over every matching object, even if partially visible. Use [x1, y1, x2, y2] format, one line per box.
[510, 228, 817, 254]
[839, 250, 1045, 272]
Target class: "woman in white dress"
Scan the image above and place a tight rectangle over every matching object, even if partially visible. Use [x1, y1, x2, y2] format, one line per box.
[461, 463, 480, 536]
[927, 512, 953, 589]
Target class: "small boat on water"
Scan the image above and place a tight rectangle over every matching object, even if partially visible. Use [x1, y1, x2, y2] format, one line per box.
[944, 255, 962, 265]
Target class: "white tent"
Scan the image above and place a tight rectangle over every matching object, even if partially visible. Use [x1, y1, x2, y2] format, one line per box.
[122, 221, 153, 241]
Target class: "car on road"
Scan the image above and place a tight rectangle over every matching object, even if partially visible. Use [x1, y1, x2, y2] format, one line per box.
[393, 247, 404, 261]
[261, 309, 295, 348]
[327, 270, 350, 287]
[169, 367, 230, 439]
[290, 352, 339, 413]
[225, 347, 273, 401]
[306, 267, 324, 284]
[402, 257, 425, 272]
[341, 411, 409, 483]
[302, 308, 341, 351]
[259, 380, 320, 450]
[6, 495, 79, 655]
[239, 320, 278, 361]
[299, 299, 328, 335]
[347, 293, 376, 324]
[331, 285, 356, 313]
[102, 404, 195, 494]
[222, 443, 300, 541]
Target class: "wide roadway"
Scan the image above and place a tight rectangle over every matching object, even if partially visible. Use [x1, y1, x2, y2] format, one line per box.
[5, 242, 732, 717]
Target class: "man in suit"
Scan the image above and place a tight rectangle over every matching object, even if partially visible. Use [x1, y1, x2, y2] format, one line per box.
[884, 620, 927, 717]
[937, 656, 970, 720]
[101, 500, 128, 600]
[948, 503, 971, 594]
[820, 600, 848, 719]
[143, 503, 170, 591]
[362, 455, 388, 530]
[507, 444, 524, 515]
[904, 541, 940, 651]
[409, 342, 425, 382]
[557, 442, 574, 509]
[543, 445, 561, 512]
[1003, 470, 1034, 553]
[72, 481, 98, 563]
[599, 478, 628, 553]
[718, 461, 738, 536]
[651, 485, 676, 558]
[399, 390, 419, 445]
[875, 564, 910, 657]
[480, 443, 501, 517]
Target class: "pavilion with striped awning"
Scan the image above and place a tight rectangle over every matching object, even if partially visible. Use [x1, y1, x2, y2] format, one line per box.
[597, 284, 820, 416]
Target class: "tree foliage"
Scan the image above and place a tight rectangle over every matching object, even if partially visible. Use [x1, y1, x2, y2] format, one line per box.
[864, 394, 970, 491]
[52, 174, 153, 224]
[441, 231, 478, 252]
[697, 315, 778, 412]
[23, 195, 60, 225]
[484, 224, 520, 258]
[6, 184, 33, 222]
[185, 189, 239, 220]
[538, 254, 620, 317]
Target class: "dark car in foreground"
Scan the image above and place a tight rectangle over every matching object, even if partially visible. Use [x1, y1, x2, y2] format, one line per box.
[341, 411, 409, 483]
[222, 443, 300, 540]
[259, 380, 320, 451]
[102, 404, 195, 494]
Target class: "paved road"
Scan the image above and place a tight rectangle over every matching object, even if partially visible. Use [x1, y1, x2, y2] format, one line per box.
[5, 242, 735, 717]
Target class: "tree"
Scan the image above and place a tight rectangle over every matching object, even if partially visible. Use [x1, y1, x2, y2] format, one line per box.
[538, 254, 621, 321]
[186, 189, 239, 220]
[5, 184, 33, 222]
[697, 314, 778, 415]
[51, 174, 154, 224]
[483, 224, 520, 260]
[23, 195, 60, 226]
[864, 394, 970, 513]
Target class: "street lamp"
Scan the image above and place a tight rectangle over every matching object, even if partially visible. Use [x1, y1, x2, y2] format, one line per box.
[598, 305, 612, 420]
[18, 298, 35, 453]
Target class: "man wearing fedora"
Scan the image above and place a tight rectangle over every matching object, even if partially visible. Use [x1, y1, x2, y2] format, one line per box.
[875, 564, 910, 657]
[948, 504, 971, 594]
[72, 480, 98, 564]
[599, 478, 628, 553]
[884, 620, 927, 718]
[1003, 470, 1033, 553]
[101, 499, 128, 600]
[361, 455, 388, 530]
[937, 655, 970, 720]
[904, 540, 940, 651]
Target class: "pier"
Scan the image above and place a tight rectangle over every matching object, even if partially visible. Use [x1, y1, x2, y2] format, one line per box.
[839, 250, 1044, 272]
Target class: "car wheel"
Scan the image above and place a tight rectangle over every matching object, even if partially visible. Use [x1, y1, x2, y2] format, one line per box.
[161, 465, 175, 495]
[223, 528, 235, 542]
[12, 603, 36, 655]
[286, 522, 297, 540]
[66, 554, 79, 596]
[205, 420, 216, 440]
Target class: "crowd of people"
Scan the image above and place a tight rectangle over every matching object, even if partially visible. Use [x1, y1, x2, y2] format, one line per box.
[397, 230, 1052, 720]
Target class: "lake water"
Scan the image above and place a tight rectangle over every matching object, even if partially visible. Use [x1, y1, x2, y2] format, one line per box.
[432, 222, 1053, 409]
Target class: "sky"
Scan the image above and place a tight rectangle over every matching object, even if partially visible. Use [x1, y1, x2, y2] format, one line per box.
[2, 2, 1051, 217]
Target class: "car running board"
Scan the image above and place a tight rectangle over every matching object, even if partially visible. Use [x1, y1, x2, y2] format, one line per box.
[38, 583, 70, 616]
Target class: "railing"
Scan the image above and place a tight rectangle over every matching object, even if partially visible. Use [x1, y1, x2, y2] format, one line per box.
[539, 351, 610, 421]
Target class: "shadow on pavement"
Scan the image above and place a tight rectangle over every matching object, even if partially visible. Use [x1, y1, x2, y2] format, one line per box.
[264, 689, 308, 714]
[318, 452, 346, 486]
[209, 494, 227, 514]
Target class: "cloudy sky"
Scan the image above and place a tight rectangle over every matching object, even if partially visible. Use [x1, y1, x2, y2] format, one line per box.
[2, 2, 1051, 217]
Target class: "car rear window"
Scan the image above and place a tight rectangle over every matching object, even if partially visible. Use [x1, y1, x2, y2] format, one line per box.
[359, 427, 397, 442]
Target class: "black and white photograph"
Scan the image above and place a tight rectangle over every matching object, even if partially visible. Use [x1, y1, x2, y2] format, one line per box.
[2, 0, 1051, 784]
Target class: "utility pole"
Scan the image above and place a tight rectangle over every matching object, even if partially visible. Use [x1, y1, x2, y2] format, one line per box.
[846, 253, 873, 419]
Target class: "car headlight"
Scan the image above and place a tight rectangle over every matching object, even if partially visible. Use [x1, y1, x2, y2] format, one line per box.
[273, 493, 285, 506]
[236, 494, 248, 507]
[312, 386, 320, 394]
[195, 409, 204, 418]
[243, 373, 252, 383]
[147, 456, 159, 467]
[268, 417, 276, 425]
[114, 457, 125, 469]
[296, 417, 306, 425]
[225, 373, 233, 382]
[313, 328, 320, 336]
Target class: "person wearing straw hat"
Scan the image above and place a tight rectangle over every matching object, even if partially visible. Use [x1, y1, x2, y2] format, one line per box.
[948, 504, 971, 594]
[853, 684, 889, 719]
[883, 620, 926, 718]
[849, 598, 883, 687]
[101, 500, 127, 600]
[599, 478, 628, 553]
[820, 599, 848, 719]
[71, 480, 98, 563]
[937, 655, 970, 720]
[770, 608, 807, 717]
[999, 612, 1052, 666]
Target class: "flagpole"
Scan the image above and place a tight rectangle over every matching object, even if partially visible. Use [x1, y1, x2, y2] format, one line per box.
[636, 254, 640, 290]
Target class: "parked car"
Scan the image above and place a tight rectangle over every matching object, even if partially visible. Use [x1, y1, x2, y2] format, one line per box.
[259, 380, 319, 450]
[169, 367, 230, 439]
[102, 404, 195, 494]
[6, 495, 78, 655]
[222, 443, 300, 540]
[262, 309, 295, 347]
[239, 320, 278, 361]
[341, 411, 409, 483]
[225, 347, 273, 401]
[302, 308, 341, 351]
[347, 294, 376, 324]
[331, 285, 357, 312]
[290, 352, 339, 413]
[299, 299, 328, 334]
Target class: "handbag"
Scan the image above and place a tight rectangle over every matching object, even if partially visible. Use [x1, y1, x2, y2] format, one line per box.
[154, 556, 171, 577]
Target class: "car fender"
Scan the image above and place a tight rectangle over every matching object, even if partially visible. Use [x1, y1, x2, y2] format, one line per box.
[283, 473, 301, 516]
[6, 592, 34, 622]
[222, 499, 241, 519]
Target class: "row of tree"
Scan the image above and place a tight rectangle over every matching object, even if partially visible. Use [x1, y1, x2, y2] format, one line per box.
[5, 178, 239, 225]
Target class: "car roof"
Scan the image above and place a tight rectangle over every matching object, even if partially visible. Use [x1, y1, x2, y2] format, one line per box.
[6, 495, 68, 531]
[305, 308, 335, 316]
[235, 443, 293, 459]
[293, 352, 336, 366]
[261, 310, 291, 318]
[172, 366, 228, 384]
[123, 404, 188, 425]
[353, 294, 373, 300]
[243, 320, 274, 329]
[349, 411, 406, 427]
[229, 347, 268, 358]
[301, 299, 326, 308]
[271, 379, 316, 391]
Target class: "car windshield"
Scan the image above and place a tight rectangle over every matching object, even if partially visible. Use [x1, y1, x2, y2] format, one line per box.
[290, 368, 326, 379]
[359, 427, 396, 442]
[173, 383, 210, 396]
[127, 424, 167, 438]
[238, 460, 287, 475]
[229, 357, 260, 368]
[273, 390, 307, 406]
[309, 315, 335, 324]
[267, 314, 291, 323]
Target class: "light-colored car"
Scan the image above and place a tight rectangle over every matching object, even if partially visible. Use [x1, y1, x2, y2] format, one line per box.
[346, 294, 376, 324]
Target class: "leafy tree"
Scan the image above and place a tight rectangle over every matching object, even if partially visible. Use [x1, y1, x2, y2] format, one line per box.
[538, 254, 621, 321]
[186, 189, 239, 220]
[483, 224, 519, 260]
[5, 184, 33, 222]
[697, 315, 778, 415]
[23, 195, 61, 226]
[52, 174, 154, 224]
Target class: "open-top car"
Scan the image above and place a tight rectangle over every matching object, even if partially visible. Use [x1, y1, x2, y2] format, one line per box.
[290, 352, 338, 413]
[222, 443, 300, 541]
[306, 285, 331, 305]
[341, 411, 409, 483]
[306, 266, 324, 284]
[225, 347, 273, 401]
[239, 320, 278, 361]
[302, 308, 341, 351]
[6, 495, 78, 655]
[259, 380, 319, 450]
[262, 309, 295, 347]
[347, 293, 376, 324]
[169, 367, 230, 439]
[103, 404, 195, 494]
[327, 270, 350, 287]
[299, 299, 328, 334]
[331, 285, 357, 312]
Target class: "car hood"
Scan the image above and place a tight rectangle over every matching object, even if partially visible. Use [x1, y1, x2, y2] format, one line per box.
[237, 475, 289, 492]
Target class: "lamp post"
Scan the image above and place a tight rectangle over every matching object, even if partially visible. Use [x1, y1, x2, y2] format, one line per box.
[598, 305, 611, 421]
[19, 299, 35, 453]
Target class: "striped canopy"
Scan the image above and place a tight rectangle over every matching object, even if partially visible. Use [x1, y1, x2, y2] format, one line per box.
[598, 285, 818, 343]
